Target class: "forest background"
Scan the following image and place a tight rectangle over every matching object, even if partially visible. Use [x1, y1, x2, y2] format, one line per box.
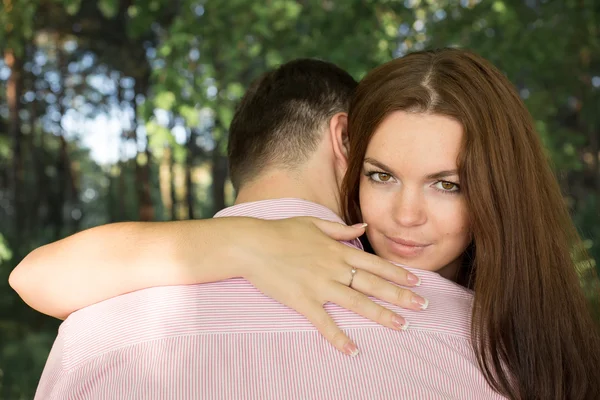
[1, 0, 600, 398]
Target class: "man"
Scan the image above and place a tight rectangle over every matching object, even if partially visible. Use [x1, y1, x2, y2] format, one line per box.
[13, 59, 500, 399]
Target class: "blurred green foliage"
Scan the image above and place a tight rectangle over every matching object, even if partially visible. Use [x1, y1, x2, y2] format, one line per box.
[0, 0, 599, 397]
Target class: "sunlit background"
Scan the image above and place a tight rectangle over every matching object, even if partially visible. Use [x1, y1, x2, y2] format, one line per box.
[1, 0, 599, 398]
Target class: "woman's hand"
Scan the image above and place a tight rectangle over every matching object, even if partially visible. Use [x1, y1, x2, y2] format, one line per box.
[234, 217, 427, 356]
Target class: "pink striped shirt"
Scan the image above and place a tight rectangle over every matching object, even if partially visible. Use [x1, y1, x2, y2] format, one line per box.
[35, 199, 505, 399]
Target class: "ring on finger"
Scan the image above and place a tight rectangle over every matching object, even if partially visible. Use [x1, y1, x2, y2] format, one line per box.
[348, 267, 358, 287]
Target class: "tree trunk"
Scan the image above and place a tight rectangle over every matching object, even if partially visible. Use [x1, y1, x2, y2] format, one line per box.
[589, 128, 600, 192]
[169, 146, 178, 220]
[0, 116, 7, 194]
[117, 155, 127, 221]
[53, 135, 68, 240]
[26, 73, 44, 237]
[135, 144, 154, 221]
[134, 74, 154, 221]
[185, 129, 196, 219]
[107, 174, 119, 223]
[211, 138, 228, 215]
[58, 45, 81, 233]
[116, 81, 128, 221]
[5, 47, 24, 238]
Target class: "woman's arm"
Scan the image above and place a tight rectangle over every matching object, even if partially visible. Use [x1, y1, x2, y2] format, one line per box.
[10, 218, 254, 318]
[9, 216, 424, 356]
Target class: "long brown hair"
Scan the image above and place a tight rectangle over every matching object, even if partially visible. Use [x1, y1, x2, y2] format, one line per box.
[342, 48, 600, 399]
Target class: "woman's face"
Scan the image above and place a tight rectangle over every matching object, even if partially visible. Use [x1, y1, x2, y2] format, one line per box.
[359, 111, 471, 279]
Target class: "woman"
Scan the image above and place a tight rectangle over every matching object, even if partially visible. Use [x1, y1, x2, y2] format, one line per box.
[341, 49, 600, 399]
[12, 49, 600, 399]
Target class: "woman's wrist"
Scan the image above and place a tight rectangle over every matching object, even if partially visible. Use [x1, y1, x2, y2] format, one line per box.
[222, 217, 270, 281]
[183, 217, 265, 283]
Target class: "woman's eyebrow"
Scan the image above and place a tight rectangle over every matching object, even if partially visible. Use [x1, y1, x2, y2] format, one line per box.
[425, 170, 459, 180]
[364, 158, 458, 180]
[363, 158, 395, 172]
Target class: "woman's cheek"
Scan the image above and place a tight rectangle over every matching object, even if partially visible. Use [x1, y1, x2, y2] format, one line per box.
[435, 199, 470, 240]
[358, 184, 370, 220]
[359, 186, 380, 224]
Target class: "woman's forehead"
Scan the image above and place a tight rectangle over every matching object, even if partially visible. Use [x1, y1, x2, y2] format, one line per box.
[364, 111, 462, 172]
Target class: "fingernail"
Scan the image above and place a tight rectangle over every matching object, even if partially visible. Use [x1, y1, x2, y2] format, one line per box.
[351, 223, 368, 228]
[412, 295, 429, 310]
[407, 273, 421, 286]
[344, 342, 360, 357]
[392, 315, 409, 331]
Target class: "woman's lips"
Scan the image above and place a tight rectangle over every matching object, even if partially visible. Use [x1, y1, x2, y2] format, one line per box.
[384, 236, 430, 258]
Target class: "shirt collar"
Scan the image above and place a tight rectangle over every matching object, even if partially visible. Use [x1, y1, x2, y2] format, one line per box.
[214, 198, 362, 250]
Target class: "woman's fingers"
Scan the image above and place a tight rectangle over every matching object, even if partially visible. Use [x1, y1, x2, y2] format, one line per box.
[350, 269, 429, 312]
[305, 217, 367, 241]
[304, 217, 422, 288]
[329, 283, 410, 331]
[301, 301, 360, 357]
[345, 248, 421, 287]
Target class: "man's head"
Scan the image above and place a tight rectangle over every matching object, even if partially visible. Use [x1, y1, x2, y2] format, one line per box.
[228, 58, 358, 192]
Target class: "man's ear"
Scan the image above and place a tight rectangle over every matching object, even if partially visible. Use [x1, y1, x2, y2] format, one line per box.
[329, 112, 350, 172]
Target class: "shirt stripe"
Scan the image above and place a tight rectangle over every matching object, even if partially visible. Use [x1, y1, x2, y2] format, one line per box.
[35, 198, 506, 399]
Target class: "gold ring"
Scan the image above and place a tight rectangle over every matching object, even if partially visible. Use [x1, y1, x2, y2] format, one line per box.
[349, 267, 357, 287]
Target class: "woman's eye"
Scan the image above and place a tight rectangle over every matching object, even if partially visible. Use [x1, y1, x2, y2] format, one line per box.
[434, 181, 460, 192]
[372, 172, 392, 182]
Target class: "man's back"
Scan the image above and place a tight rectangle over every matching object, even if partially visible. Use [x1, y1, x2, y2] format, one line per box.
[35, 200, 505, 400]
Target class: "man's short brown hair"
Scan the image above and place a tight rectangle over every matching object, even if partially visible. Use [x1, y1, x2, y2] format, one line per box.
[228, 58, 357, 190]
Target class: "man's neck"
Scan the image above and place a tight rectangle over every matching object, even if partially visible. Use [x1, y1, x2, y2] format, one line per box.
[234, 172, 341, 217]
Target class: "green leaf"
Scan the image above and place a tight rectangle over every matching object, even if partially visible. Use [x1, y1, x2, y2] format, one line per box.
[173, 144, 187, 163]
[226, 82, 245, 101]
[146, 120, 175, 158]
[0, 234, 13, 264]
[98, 0, 119, 19]
[0, 135, 11, 160]
[65, 0, 82, 16]
[127, 5, 139, 18]
[179, 105, 200, 127]
[265, 50, 284, 68]
[492, 1, 507, 14]
[158, 44, 172, 57]
[154, 91, 177, 111]
[217, 106, 234, 129]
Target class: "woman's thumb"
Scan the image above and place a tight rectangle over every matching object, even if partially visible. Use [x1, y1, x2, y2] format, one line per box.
[311, 219, 367, 241]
